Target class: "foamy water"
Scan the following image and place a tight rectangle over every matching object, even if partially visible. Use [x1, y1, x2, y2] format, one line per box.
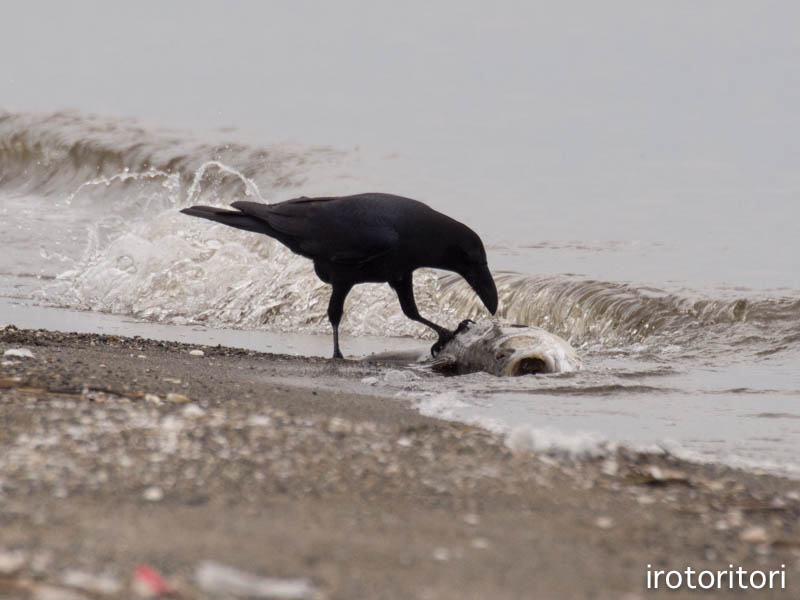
[2, 2, 799, 476]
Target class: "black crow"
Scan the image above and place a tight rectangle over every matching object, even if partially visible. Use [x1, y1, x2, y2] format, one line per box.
[180, 192, 498, 358]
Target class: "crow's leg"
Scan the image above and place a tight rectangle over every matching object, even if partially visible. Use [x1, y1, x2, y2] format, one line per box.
[327, 282, 353, 359]
[390, 274, 453, 356]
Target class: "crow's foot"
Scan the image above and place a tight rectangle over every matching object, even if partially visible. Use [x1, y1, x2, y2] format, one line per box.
[430, 329, 455, 357]
[454, 319, 474, 335]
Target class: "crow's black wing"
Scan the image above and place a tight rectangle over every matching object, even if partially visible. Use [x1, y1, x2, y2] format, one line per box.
[231, 197, 399, 265]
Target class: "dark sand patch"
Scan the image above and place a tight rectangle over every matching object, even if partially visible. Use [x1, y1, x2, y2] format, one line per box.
[1, 326, 799, 599]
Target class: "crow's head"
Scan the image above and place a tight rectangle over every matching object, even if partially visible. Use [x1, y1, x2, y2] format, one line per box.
[446, 229, 498, 315]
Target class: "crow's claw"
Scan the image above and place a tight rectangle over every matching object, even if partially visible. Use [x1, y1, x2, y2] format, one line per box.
[430, 329, 455, 357]
[455, 319, 474, 335]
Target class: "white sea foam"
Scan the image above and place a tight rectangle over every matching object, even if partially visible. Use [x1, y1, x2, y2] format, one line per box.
[506, 426, 613, 459]
[413, 392, 469, 421]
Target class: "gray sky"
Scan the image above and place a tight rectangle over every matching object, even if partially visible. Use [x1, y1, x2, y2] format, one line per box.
[3, 1, 799, 286]
[4, 1, 798, 171]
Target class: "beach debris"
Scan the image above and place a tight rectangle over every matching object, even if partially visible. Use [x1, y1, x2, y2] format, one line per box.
[431, 319, 582, 376]
[30, 550, 54, 575]
[727, 509, 744, 527]
[462, 513, 480, 526]
[182, 404, 206, 418]
[189, 349, 205, 356]
[194, 560, 318, 599]
[432, 547, 451, 562]
[714, 519, 729, 531]
[740, 526, 769, 543]
[247, 414, 272, 427]
[0, 376, 23, 388]
[600, 457, 619, 476]
[327, 417, 352, 435]
[144, 393, 162, 405]
[3, 348, 35, 359]
[61, 569, 123, 596]
[30, 584, 92, 600]
[595, 516, 614, 530]
[132, 563, 170, 597]
[470, 537, 490, 550]
[143, 486, 164, 502]
[0, 548, 27, 575]
[623, 465, 690, 486]
[166, 393, 191, 404]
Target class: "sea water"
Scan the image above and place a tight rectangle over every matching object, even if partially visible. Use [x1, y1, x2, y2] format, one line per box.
[1, 2, 798, 475]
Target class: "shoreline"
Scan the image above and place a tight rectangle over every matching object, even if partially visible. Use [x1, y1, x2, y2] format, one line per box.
[1, 325, 799, 598]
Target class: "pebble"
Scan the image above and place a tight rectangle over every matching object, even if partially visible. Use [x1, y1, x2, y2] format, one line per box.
[29, 584, 91, 600]
[182, 404, 206, 418]
[739, 526, 768, 543]
[470, 537, 490, 550]
[61, 570, 123, 595]
[189, 349, 205, 356]
[143, 486, 165, 502]
[600, 457, 618, 476]
[595, 516, 614, 529]
[30, 550, 53, 574]
[0, 548, 27, 575]
[247, 415, 272, 427]
[167, 393, 191, 404]
[432, 547, 451, 562]
[327, 417, 352, 435]
[727, 509, 744, 527]
[462, 513, 480, 526]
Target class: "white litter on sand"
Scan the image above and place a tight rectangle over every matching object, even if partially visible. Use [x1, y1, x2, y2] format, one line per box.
[3, 348, 35, 359]
[194, 560, 320, 599]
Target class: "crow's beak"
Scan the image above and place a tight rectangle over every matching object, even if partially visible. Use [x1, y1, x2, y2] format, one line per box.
[467, 263, 498, 315]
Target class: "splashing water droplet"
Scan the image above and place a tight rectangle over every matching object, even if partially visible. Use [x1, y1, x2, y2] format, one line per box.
[116, 255, 136, 274]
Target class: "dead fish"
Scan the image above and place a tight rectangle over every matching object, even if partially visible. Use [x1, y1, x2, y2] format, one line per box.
[431, 319, 582, 376]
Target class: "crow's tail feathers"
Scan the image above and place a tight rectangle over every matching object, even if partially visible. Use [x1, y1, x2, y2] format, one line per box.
[180, 205, 269, 235]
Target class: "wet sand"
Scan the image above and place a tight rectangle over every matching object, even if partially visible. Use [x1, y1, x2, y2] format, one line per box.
[1, 325, 799, 599]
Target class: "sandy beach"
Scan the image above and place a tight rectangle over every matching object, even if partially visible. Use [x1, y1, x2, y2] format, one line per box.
[0, 324, 797, 599]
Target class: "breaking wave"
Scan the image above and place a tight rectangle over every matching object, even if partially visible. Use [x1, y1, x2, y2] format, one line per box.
[3, 110, 798, 356]
[0, 109, 343, 198]
[439, 273, 800, 350]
